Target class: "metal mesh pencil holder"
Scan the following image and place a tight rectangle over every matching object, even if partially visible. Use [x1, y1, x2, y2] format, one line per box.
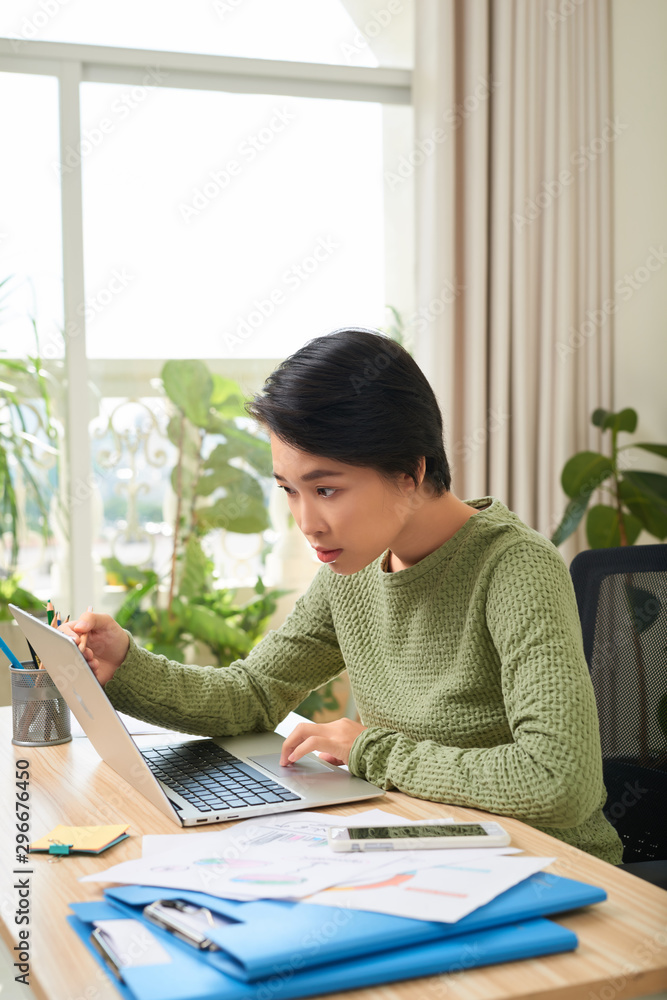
[10, 662, 72, 747]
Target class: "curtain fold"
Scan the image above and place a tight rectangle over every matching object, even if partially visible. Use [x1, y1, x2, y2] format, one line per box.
[414, 0, 614, 563]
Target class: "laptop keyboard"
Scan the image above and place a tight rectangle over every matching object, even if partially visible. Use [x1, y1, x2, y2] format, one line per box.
[141, 740, 302, 813]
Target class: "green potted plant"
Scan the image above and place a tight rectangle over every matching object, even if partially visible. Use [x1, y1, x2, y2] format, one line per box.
[103, 359, 289, 664]
[0, 284, 59, 699]
[551, 406, 667, 767]
[551, 407, 667, 549]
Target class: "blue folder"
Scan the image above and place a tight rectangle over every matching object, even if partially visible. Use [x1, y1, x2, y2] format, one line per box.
[68, 901, 578, 1000]
[99, 871, 604, 982]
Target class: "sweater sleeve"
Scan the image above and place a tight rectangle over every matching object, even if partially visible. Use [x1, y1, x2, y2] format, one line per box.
[104, 567, 345, 736]
[347, 540, 606, 829]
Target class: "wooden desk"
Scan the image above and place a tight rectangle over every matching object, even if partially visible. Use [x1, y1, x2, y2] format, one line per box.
[1, 705, 666, 1000]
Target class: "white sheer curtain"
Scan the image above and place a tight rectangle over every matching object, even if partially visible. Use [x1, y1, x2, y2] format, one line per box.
[413, 0, 615, 563]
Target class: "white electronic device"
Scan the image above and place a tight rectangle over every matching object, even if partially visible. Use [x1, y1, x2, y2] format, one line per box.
[327, 820, 511, 851]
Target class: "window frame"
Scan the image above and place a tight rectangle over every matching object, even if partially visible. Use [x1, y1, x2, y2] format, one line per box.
[0, 37, 412, 611]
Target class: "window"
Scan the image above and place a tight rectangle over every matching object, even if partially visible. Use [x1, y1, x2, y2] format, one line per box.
[0, 19, 414, 611]
[0, 0, 413, 67]
[80, 84, 385, 359]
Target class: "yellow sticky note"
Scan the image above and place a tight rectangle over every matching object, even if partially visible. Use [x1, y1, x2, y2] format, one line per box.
[30, 824, 130, 853]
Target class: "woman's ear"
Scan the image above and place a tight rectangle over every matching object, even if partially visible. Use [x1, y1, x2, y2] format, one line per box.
[416, 456, 427, 487]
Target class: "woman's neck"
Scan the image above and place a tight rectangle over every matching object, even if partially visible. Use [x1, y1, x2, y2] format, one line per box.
[386, 492, 485, 572]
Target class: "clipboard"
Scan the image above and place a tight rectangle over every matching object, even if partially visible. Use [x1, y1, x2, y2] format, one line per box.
[99, 871, 604, 982]
[68, 902, 578, 1000]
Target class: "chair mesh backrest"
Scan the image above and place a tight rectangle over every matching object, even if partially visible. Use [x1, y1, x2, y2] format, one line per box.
[570, 544, 667, 862]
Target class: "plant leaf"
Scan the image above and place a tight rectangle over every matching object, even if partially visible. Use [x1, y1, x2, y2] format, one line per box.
[586, 504, 643, 548]
[623, 584, 661, 635]
[612, 408, 638, 434]
[550, 493, 592, 547]
[618, 478, 667, 540]
[179, 537, 211, 599]
[113, 570, 160, 629]
[161, 360, 213, 427]
[195, 495, 269, 534]
[210, 375, 246, 417]
[197, 466, 264, 505]
[592, 408, 638, 433]
[622, 471, 667, 518]
[561, 452, 614, 499]
[633, 443, 667, 459]
[591, 408, 611, 428]
[218, 423, 273, 477]
[182, 602, 252, 653]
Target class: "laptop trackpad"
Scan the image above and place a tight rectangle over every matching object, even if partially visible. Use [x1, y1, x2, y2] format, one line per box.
[249, 753, 341, 782]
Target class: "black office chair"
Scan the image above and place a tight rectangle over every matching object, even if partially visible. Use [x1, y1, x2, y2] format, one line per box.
[569, 544, 667, 889]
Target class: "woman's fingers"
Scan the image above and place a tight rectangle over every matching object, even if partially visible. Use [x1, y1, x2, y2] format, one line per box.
[280, 719, 367, 766]
[279, 723, 317, 765]
[286, 736, 322, 764]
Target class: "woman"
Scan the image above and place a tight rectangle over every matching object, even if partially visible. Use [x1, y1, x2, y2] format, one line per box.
[64, 328, 622, 864]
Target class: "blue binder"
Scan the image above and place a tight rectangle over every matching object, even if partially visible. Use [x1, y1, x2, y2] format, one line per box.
[99, 871, 604, 982]
[68, 902, 578, 1000]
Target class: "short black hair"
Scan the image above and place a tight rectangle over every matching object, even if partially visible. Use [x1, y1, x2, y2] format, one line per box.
[245, 328, 451, 495]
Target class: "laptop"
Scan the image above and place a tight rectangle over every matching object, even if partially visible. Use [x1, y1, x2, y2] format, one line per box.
[10, 605, 384, 827]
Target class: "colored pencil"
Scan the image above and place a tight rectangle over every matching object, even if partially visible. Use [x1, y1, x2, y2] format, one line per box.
[78, 606, 94, 655]
[0, 634, 24, 669]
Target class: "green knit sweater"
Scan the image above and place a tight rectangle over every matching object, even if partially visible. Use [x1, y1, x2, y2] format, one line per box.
[105, 496, 623, 865]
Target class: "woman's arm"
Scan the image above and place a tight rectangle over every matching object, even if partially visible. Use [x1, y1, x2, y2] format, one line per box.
[347, 541, 606, 829]
[101, 567, 346, 736]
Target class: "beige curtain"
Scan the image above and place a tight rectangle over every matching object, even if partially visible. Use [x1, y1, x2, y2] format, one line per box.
[413, 0, 615, 564]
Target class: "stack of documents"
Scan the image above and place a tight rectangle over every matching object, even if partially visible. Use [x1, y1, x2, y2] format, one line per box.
[70, 809, 606, 999]
[81, 809, 551, 921]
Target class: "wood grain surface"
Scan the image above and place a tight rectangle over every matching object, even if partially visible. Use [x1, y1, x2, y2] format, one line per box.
[1, 706, 665, 1000]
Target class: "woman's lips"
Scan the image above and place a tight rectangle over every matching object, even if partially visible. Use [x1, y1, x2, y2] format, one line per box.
[315, 548, 343, 563]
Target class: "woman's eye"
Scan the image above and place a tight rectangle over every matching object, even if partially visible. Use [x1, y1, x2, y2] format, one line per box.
[317, 488, 337, 498]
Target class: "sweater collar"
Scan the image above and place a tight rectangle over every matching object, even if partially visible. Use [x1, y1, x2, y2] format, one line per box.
[376, 496, 498, 586]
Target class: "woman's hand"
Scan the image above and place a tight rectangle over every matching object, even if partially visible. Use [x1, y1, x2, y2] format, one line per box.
[58, 612, 130, 687]
[279, 718, 367, 767]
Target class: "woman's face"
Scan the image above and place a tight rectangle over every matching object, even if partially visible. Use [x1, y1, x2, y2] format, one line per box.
[270, 434, 417, 575]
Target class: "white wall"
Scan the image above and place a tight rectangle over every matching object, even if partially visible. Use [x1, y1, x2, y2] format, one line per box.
[612, 0, 667, 543]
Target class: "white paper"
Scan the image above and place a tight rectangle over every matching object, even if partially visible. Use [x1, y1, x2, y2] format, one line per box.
[80, 810, 397, 899]
[83, 808, 518, 900]
[139, 807, 472, 858]
[304, 854, 555, 923]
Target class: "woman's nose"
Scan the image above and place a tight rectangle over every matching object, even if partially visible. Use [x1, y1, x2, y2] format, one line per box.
[297, 498, 328, 537]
